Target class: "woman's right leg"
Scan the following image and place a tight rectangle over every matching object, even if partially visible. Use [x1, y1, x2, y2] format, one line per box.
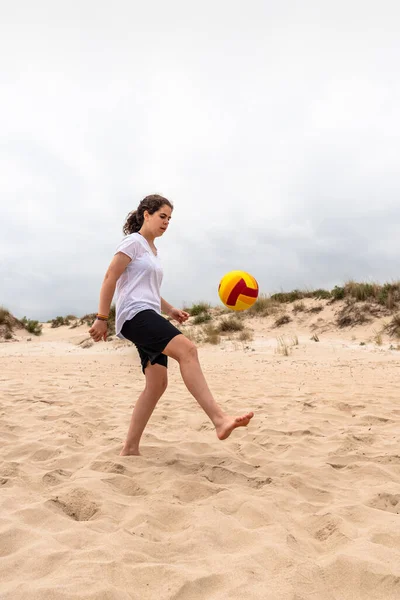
[120, 362, 168, 456]
[162, 334, 254, 440]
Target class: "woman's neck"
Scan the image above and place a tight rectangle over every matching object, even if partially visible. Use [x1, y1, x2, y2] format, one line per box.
[138, 229, 155, 245]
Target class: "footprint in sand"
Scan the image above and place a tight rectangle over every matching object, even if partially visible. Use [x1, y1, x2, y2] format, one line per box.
[201, 465, 272, 489]
[169, 479, 223, 503]
[103, 475, 147, 497]
[0, 527, 38, 558]
[49, 488, 99, 521]
[312, 515, 343, 542]
[31, 448, 62, 462]
[327, 462, 347, 470]
[288, 476, 333, 503]
[90, 459, 128, 475]
[0, 461, 19, 478]
[367, 493, 400, 514]
[42, 469, 72, 486]
[361, 415, 392, 425]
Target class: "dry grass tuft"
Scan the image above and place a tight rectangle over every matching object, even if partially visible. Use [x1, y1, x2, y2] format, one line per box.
[334, 280, 400, 309]
[373, 329, 383, 346]
[217, 317, 244, 333]
[0, 307, 42, 339]
[293, 301, 306, 313]
[275, 334, 299, 356]
[274, 314, 291, 327]
[248, 294, 280, 317]
[202, 324, 221, 345]
[193, 312, 212, 325]
[276, 336, 290, 356]
[308, 305, 323, 314]
[335, 298, 384, 328]
[184, 302, 211, 316]
[238, 328, 254, 342]
[384, 314, 400, 338]
[182, 328, 202, 344]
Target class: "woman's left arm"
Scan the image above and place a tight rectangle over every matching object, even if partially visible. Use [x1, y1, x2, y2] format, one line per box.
[161, 297, 174, 316]
[161, 298, 190, 324]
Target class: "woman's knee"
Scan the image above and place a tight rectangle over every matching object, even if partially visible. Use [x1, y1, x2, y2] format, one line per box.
[147, 378, 168, 396]
[163, 334, 198, 363]
[184, 342, 198, 361]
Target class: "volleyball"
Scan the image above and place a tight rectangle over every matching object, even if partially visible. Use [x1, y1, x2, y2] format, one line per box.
[218, 270, 259, 311]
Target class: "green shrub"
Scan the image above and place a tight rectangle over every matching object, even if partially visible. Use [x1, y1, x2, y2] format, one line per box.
[187, 302, 211, 316]
[270, 289, 331, 303]
[331, 286, 345, 300]
[271, 290, 305, 303]
[345, 282, 378, 301]
[217, 317, 244, 333]
[51, 316, 66, 328]
[194, 312, 212, 324]
[248, 294, 280, 316]
[80, 313, 98, 326]
[20, 317, 42, 336]
[311, 289, 331, 299]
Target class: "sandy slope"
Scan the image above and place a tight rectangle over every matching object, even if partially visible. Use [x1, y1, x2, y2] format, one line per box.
[1, 309, 400, 600]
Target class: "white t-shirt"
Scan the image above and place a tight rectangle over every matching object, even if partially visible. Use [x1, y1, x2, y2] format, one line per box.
[114, 232, 163, 339]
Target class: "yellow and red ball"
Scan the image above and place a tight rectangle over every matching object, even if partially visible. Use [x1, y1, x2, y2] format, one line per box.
[218, 270, 259, 311]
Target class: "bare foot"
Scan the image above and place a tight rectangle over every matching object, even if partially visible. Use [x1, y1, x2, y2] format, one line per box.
[216, 412, 254, 440]
[120, 445, 141, 456]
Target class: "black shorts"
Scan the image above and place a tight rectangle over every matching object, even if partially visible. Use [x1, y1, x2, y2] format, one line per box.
[121, 309, 181, 373]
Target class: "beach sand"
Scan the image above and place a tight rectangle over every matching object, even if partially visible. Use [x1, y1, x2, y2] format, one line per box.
[1, 306, 400, 599]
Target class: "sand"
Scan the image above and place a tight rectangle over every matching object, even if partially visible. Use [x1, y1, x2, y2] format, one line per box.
[1, 306, 400, 599]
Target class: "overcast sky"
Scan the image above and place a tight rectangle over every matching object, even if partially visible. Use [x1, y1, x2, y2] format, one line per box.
[1, 1, 400, 320]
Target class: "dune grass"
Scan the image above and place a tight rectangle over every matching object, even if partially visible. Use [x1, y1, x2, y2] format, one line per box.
[253, 280, 400, 309]
[183, 302, 211, 317]
[3, 279, 400, 342]
[384, 314, 400, 338]
[0, 307, 42, 338]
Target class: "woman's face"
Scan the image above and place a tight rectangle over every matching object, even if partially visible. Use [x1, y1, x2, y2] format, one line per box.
[146, 204, 172, 237]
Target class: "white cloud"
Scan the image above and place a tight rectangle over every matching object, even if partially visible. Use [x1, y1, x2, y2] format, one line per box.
[1, 0, 400, 319]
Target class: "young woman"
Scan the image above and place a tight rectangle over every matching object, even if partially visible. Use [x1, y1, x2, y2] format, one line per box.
[89, 194, 254, 455]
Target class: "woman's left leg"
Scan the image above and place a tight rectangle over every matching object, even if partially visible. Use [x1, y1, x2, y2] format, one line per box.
[162, 334, 254, 439]
[120, 362, 168, 456]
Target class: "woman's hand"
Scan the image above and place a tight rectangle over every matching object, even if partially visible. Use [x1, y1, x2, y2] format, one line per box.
[89, 319, 108, 342]
[169, 307, 190, 324]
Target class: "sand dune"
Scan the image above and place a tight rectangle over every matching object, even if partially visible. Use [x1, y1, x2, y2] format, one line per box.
[1, 309, 400, 599]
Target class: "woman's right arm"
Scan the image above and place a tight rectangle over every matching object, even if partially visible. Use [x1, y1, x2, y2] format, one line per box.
[89, 252, 132, 342]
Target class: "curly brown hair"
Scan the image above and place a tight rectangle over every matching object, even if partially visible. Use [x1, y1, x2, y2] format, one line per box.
[123, 194, 173, 235]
